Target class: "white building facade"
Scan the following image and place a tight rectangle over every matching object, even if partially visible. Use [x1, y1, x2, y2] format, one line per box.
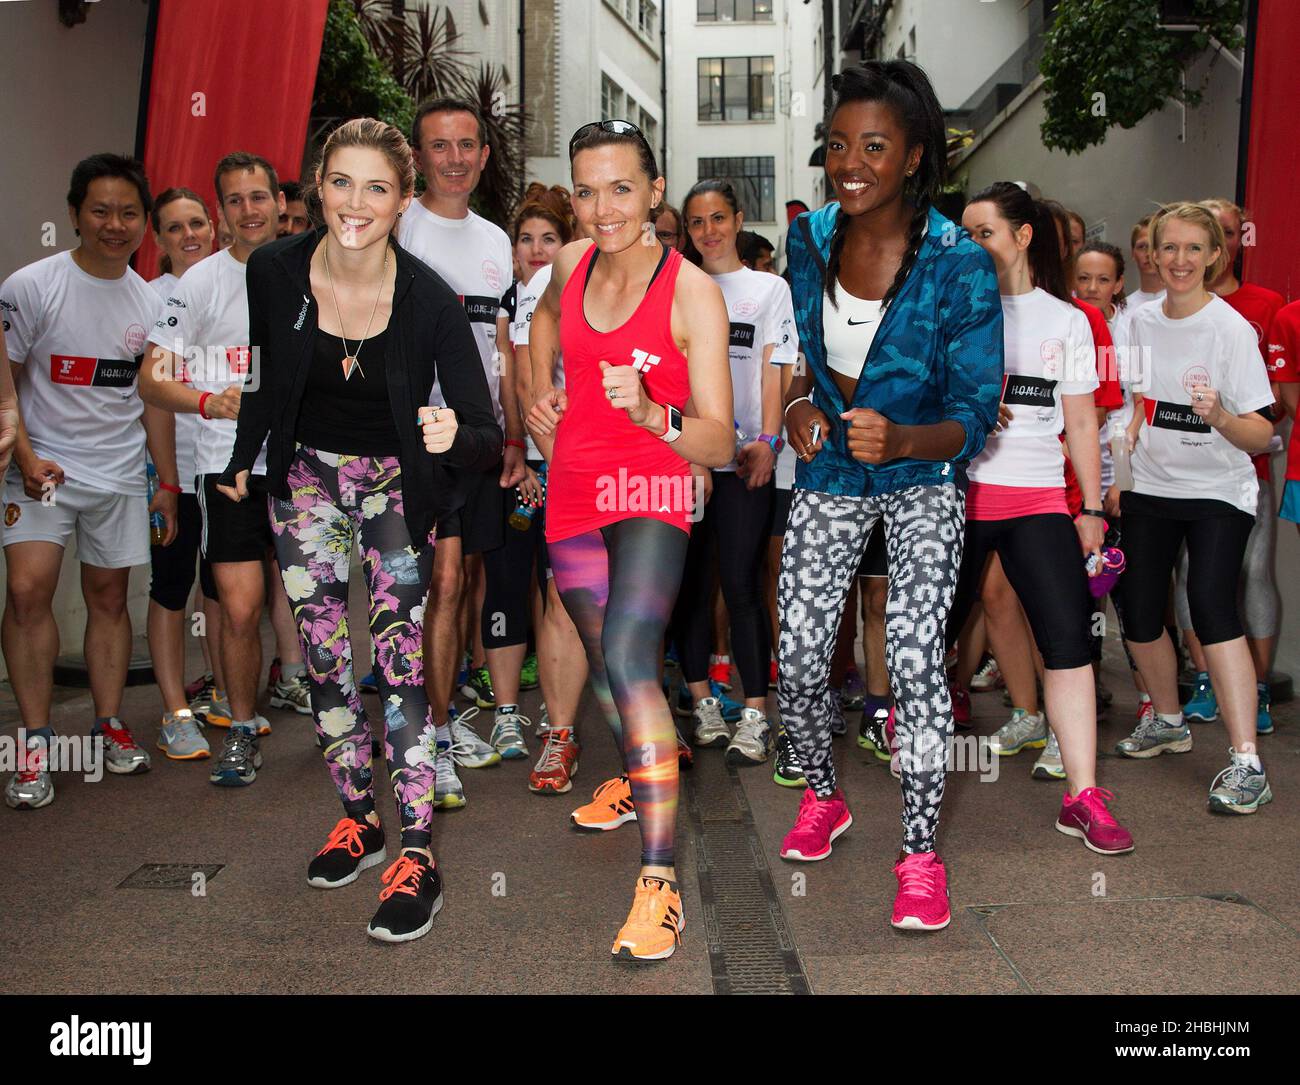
[664, 0, 823, 263]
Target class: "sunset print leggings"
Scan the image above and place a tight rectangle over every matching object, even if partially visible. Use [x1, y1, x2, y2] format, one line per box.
[548, 517, 690, 868]
[269, 446, 435, 852]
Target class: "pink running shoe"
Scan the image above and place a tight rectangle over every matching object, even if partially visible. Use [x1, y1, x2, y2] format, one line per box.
[779, 788, 852, 862]
[891, 851, 951, 930]
[951, 682, 971, 728]
[1055, 786, 1135, 855]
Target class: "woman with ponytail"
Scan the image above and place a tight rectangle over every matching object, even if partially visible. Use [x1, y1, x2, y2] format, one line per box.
[949, 183, 1134, 856]
[778, 61, 1002, 931]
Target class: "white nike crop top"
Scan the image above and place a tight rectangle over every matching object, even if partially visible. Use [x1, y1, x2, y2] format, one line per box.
[824, 283, 884, 381]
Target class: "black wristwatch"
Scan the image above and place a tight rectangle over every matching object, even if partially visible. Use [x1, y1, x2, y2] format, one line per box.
[1078, 508, 1106, 519]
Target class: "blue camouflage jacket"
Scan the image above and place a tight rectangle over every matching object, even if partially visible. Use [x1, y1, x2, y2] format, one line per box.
[785, 202, 1004, 497]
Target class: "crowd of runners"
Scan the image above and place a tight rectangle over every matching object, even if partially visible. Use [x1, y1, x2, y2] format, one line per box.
[1, 58, 1291, 957]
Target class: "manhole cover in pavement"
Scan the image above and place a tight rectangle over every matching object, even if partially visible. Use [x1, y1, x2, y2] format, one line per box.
[118, 864, 224, 889]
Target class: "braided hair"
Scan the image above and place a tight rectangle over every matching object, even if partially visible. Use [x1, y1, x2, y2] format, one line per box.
[823, 61, 947, 310]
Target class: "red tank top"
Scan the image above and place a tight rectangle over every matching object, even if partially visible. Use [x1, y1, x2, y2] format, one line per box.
[545, 244, 694, 543]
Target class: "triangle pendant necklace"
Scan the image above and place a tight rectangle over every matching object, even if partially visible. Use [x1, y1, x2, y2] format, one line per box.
[324, 236, 387, 382]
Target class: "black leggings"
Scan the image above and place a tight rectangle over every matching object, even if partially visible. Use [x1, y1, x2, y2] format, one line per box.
[482, 493, 537, 650]
[947, 512, 1093, 670]
[674, 471, 773, 699]
[1116, 492, 1254, 645]
[149, 492, 217, 610]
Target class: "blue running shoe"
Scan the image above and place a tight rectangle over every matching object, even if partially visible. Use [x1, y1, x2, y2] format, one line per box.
[711, 680, 743, 724]
[1256, 681, 1273, 735]
[1182, 671, 1219, 722]
[358, 669, 379, 694]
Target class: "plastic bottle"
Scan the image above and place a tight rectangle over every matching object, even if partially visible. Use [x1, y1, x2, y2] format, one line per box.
[508, 462, 547, 531]
[145, 461, 165, 545]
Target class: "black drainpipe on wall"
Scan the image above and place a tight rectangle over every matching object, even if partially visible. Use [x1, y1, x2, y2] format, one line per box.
[661, 0, 669, 185]
[519, 0, 527, 199]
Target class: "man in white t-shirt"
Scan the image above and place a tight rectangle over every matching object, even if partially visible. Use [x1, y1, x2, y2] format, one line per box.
[2, 154, 180, 810]
[399, 99, 527, 793]
[140, 152, 290, 787]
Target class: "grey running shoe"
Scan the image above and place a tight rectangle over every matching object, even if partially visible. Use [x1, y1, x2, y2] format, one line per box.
[1208, 749, 1273, 814]
[489, 708, 530, 759]
[536, 702, 551, 743]
[692, 697, 729, 748]
[209, 726, 262, 786]
[449, 706, 501, 768]
[95, 719, 152, 775]
[433, 744, 466, 810]
[269, 675, 313, 715]
[988, 709, 1047, 757]
[5, 732, 54, 810]
[156, 710, 210, 761]
[726, 708, 773, 766]
[1031, 728, 1066, 780]
[190, 687, 233, 728]
[1115, 706, 1192, 759]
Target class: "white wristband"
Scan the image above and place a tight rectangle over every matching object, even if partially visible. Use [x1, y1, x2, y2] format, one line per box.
[783, 395, 812, 418]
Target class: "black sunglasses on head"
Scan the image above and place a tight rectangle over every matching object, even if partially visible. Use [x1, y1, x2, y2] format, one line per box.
[568, 119, 656, 170]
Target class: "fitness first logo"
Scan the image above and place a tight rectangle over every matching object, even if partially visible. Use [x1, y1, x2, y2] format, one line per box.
[0, 296, 15, 333]
[630, 348, 661, 373]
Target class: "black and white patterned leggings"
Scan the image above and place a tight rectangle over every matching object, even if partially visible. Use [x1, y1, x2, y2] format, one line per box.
[777, 484, 965, 853]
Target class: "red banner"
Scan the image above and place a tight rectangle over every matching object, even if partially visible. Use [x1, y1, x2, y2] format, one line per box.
[135, 0, 329, 281]
[1243, 0, 1300, 301]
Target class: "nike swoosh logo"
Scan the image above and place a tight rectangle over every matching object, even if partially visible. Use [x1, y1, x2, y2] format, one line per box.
[847, 318, 875, 326]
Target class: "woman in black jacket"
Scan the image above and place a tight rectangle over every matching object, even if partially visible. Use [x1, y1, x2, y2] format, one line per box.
[218, 118, 501, 943]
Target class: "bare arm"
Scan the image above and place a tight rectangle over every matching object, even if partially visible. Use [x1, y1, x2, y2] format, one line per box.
[0, 334, 18, 474]
[662, 263, 733, 468]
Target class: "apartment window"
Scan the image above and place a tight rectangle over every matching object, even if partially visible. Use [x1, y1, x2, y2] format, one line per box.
[698, 56, 775, 121]
[601, 73, 625, 120]
[698, 0, 773, 21]
[638, 106, 659, 151]
[698, 156, 775, 221]
[639, 0, 658, 36]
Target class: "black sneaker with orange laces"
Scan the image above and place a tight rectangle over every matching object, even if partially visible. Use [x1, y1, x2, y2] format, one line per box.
[367, 852, 443, 943]
[307, 816, 387, 889]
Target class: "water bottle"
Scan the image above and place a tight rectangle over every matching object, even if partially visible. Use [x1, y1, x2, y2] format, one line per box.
[508, 462, 547, 531]
[145, 461, 165, 545]
[1110, 419, 1134, 492]
[734, 420, 751, 464]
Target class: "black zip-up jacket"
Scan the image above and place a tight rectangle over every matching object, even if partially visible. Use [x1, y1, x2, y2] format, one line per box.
[219, 228, 502, 547]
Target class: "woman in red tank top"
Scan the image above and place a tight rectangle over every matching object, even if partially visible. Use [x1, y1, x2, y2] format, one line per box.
[526, 120, 733, 963]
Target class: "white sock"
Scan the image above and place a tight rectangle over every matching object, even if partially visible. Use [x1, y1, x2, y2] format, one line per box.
[1157, 711, 1183, 727]
[1232, 749, 1263, 771]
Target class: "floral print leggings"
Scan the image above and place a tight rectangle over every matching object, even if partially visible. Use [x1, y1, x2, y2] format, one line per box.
[270, 447, 435, 851]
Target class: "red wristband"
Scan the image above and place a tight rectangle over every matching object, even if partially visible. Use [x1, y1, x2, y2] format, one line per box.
[504, 438, 526, 450]
[159, 482, 182, 495]
[198, 391, 212, 419]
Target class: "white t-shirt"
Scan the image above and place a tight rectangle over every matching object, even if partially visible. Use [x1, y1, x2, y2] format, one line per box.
[511, 262, 566, 461]
[398, 200, 512, 428]
[2, 250, 159, 495]
[968, 288, 1098, 489]
[146, 247, 267, 477]
[1128, 294, 1274, 514]
[1127, 288, 1165, 311]
[149, 273, 201, 494]
[714, 267, 797, 475]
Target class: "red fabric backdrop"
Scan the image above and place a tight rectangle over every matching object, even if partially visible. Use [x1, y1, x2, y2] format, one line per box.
[135, 0, 329, 281]
[1243, 0, 1300, 301]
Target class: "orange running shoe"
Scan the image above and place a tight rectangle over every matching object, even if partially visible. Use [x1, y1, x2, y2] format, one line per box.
[570, 774, 636, 831]
[612, 876, 685, 962]
[529, 728, 580, 794]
